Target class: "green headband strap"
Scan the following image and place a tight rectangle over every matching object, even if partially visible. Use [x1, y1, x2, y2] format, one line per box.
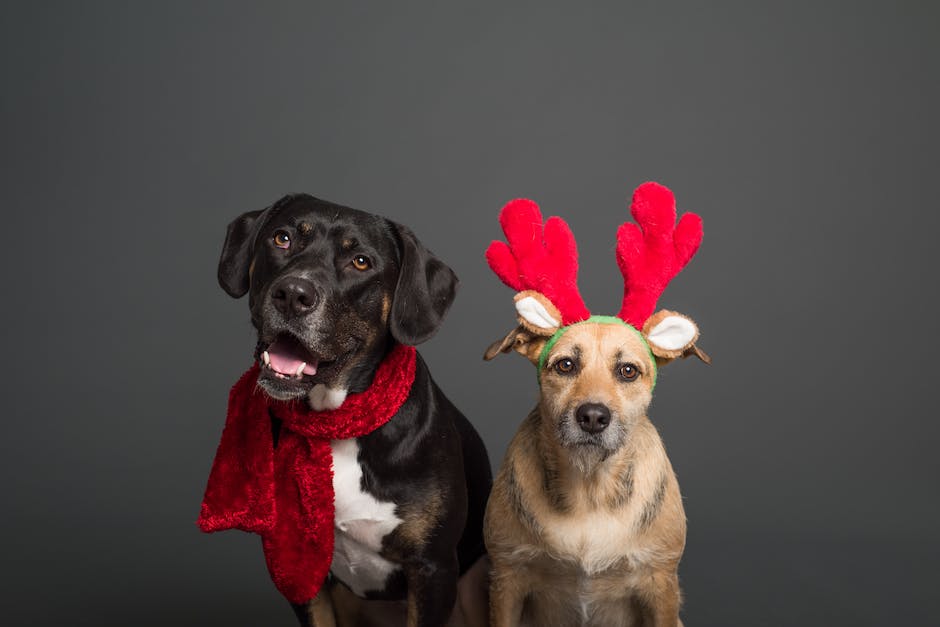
[537, 315, 658, 388]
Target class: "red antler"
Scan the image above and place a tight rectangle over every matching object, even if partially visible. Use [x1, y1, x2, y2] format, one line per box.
[486, 198, 591, 325]
[617, 182, 703, 328]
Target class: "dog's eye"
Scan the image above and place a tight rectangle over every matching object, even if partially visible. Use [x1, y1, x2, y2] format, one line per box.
[351, 255, 371, 271]
[273, 231, 291, 249]
[554, 358, 576, 375]
[617, 363, 640, 382]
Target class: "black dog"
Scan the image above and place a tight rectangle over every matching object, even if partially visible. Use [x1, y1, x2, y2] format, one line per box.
[217, 193, 492, 627]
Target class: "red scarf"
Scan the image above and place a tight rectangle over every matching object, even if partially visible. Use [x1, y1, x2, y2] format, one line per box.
[197, 344, 417, 604]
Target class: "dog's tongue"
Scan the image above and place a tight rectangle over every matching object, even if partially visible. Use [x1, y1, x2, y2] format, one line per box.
[266, 336, 318, 376]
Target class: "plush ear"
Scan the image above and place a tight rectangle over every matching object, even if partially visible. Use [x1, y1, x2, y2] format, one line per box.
[642, 309, 711, 364]
[388, 221, 459, 345]
[513, 290, 563, 336]
[483, 325, 549, 364]
[218, 209, 265, 298]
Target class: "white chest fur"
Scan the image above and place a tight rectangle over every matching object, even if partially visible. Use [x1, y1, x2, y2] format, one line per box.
[329, 438, 403, 596]
[541, 508, 651, 575]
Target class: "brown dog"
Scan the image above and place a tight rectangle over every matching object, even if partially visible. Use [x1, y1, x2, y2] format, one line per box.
[481, 184, 708, 626]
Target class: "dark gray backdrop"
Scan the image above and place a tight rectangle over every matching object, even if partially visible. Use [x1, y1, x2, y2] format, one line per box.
[2, 2, 938, 626]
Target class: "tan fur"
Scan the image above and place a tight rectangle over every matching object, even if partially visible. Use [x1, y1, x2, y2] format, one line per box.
[317, 557, 490, 627]
[483, 325, 548, 364]
[307, 588, 337, 627]
[485, 322, 688, 626]
[381, 293, 392, 325]
[394, 491, 444, 550]
[301, 486, 481, 627]
[299, 221, 313, 235]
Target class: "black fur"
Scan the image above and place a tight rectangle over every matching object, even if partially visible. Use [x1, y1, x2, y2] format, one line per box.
[218, 194, 491, 625]
[387, 223, 458, 346]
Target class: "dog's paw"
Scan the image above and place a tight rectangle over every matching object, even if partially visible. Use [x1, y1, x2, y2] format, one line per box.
[308, 384, 348, 411]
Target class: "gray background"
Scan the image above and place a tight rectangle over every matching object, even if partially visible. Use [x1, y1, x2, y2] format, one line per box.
[2, 1, 938, 625]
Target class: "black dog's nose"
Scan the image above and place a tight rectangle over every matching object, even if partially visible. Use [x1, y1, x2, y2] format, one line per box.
[576, 403, 611, 434]
[271, 277, 319, 318]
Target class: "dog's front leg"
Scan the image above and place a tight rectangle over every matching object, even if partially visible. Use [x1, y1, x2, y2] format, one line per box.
[488, 561, 526, 627]
[291, 586, 337, 627]
[404, 554, 459, 627]
[635, 569, 681, 627]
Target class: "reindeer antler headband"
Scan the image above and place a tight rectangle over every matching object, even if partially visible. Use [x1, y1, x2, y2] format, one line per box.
[486, 181, 708, 382]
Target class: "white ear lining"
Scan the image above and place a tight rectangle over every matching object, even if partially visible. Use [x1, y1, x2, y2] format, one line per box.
[515, 296, 560, 330]
[647, 315, 697, 351]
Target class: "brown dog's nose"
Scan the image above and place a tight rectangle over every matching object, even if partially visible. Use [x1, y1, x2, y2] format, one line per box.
[576, 403, 611, 434]
[271, 277, 319, 318]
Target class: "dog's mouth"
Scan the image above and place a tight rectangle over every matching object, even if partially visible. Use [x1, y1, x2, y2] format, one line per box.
[557, 413, 628, 455]
[258, 333, 325, 380]
[253, 329, 360, 399]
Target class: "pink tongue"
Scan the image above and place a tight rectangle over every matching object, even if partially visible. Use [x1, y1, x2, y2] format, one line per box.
[266, 337, 318, 376]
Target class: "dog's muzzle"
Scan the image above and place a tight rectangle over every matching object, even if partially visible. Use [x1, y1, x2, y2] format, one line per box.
[270, 276, 321, 320]
[575, 402, 611, 434]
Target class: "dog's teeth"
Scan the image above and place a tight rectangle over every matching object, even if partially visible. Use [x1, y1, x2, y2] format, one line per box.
[262, 351, 270, 366]
[296, 362, 306, 378]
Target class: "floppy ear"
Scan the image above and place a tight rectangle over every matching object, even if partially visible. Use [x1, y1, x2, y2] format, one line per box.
[642, 309, 711, 365]
[483, 325, 550, 365]
[218, 209, 264, 298]
[484, 292, 560, 364]
[388, 221, 459, 345]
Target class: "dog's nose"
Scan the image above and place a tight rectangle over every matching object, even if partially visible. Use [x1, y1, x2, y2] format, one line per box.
[271, 277, 319, 318]
[576, 403, 611, 434]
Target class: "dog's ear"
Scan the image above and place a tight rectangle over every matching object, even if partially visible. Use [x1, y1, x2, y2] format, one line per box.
[483, 325, 549, 364]
[218, 209, 265, 298]
[484, 291, 561, 363]
[642, 309, 711, 365]
[388, 221, 459, 345]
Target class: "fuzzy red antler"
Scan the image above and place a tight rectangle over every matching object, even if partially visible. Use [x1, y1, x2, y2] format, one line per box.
[617, 182, 703, 328]
[486, 199, 591, 325]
